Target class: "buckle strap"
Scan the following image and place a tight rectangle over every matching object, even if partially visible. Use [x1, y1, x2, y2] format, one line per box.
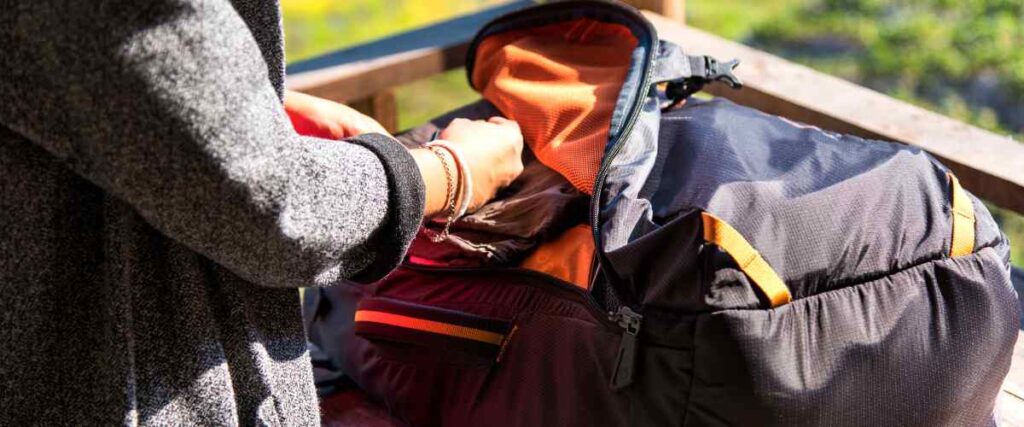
[653, 41, 743, 109]
[701, 212, 792, 308]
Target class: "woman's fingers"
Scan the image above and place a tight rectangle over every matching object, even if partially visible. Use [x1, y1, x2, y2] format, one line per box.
[487, 117, 524, 154]
[488, 116, 520, 131]
[351, 114, 389, 136]
[438, 117, 525, 211]
[283, 90, 392, 139]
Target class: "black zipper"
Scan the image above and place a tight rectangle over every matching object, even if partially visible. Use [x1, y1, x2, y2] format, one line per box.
[463, 3, 658, 313]
[608, 306, 642, 389]
[586, 16, 658, 314]
[459, 1, 656, 389]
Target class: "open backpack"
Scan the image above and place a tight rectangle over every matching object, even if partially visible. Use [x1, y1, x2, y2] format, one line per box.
[304, 2, 1020, 425]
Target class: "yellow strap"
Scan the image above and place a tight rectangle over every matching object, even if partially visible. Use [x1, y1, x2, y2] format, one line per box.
[948, 173, 976, 257]
[701, 212, 792, 308]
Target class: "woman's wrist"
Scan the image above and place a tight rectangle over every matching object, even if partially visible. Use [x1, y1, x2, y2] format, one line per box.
[425, 140, 473, 220]
[410, 148, 448, 218]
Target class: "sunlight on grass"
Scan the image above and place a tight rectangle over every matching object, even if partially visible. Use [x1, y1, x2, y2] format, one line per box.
[282, 0, 503, 62]
[687, 0, 805, 41]
[282, 0, 489, 130]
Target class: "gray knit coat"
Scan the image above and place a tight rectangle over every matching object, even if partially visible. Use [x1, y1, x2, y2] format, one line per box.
[0, 0, 425, 425]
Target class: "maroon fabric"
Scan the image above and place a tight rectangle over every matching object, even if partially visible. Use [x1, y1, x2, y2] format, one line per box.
[330, 267, 630, 427]
[319, 389, 402, 427]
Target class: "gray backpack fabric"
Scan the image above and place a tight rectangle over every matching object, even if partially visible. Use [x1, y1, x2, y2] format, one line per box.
[305, 2, 1020, 425]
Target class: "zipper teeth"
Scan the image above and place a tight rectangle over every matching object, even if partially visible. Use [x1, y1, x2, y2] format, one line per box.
[462, 1, 659, 317]
[587, 32, 659, 311]
[400, 263, 621, 329]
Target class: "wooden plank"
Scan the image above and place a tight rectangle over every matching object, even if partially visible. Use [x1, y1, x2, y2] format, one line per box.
[285, 1, 535, 102]
[998, 267, 1024, 425]
[996, 389, 1024, 427]
[999, 331, 1024, 427]
[644, 12, 1024, 215]
[347, 90, 398, 134]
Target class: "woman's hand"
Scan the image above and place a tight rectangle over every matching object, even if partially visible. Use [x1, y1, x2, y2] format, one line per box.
[284, 90, 388, 139]
[412, 117, 525, 218]
[439, 117, 525, 211]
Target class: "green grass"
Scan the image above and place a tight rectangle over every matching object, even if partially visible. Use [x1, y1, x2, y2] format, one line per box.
[393, 70, 482, 130]
[282, 0, 502, 62]
[282, 0, 1023, 268]
[686, 0, 808, 41]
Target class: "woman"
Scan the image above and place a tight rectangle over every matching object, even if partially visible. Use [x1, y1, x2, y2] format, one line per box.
[0, 0, 523, 425]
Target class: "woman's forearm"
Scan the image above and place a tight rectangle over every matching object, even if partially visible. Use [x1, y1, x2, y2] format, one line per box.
[0, 0, 425, 287]
[410, 148, 449, 219]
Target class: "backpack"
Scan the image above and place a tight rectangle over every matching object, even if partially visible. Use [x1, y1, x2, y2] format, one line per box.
[304, 2, 1019, 425]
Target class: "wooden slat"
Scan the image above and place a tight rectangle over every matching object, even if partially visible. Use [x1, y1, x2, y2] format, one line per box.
[998, 331, 1024, 427]
[347, 90, 398, 134]
[644, 11, 1024, 214]
[996, 389, 1024, 427]
[285, 1, 534, 102]
[997, 267, 1024, 425]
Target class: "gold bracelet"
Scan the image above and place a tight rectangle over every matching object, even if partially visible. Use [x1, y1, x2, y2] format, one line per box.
[426, 146, 459, 242]
[425, 141, 472, 220]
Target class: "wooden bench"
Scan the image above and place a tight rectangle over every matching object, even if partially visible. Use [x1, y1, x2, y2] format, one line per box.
[286, 1, 1024, 422]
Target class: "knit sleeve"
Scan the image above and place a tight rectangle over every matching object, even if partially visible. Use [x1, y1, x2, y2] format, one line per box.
[0, 0, 424, 287]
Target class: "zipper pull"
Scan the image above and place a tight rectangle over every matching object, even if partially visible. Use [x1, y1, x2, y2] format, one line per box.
[609, 306, 642, 390]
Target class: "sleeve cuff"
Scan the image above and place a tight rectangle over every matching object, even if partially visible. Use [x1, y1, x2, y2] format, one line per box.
[345, 133, 425, 283]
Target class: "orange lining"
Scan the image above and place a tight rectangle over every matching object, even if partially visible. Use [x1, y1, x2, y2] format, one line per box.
[473, 18, 638, 194]
[701, 212, 792, 307]
[520, 224, 595, 289]
[354, 310, 505, 345]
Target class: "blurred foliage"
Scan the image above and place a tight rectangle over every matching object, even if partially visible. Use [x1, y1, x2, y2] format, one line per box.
[281, 0, 1023, 267]
[281, 0, 491, 129]
[282, 0, 502, 62]
[742, 0, 1024, 137]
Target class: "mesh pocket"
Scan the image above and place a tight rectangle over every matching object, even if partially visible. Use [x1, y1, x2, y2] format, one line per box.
[472, 18, 638, 194]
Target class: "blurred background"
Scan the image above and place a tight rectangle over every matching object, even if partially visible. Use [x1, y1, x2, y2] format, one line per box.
[280, 0, 1023, 268]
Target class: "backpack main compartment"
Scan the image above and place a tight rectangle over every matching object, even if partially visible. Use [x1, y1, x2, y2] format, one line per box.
[305, 2, 1019, 425]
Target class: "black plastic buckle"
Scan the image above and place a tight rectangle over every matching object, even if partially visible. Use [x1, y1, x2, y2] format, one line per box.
[662, 56, 743, 111]
[703, 57, 743, 89]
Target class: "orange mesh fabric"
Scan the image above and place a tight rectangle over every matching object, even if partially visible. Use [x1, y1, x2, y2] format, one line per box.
[473, 19, 638, 194]
[520, 224, 595, 289]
